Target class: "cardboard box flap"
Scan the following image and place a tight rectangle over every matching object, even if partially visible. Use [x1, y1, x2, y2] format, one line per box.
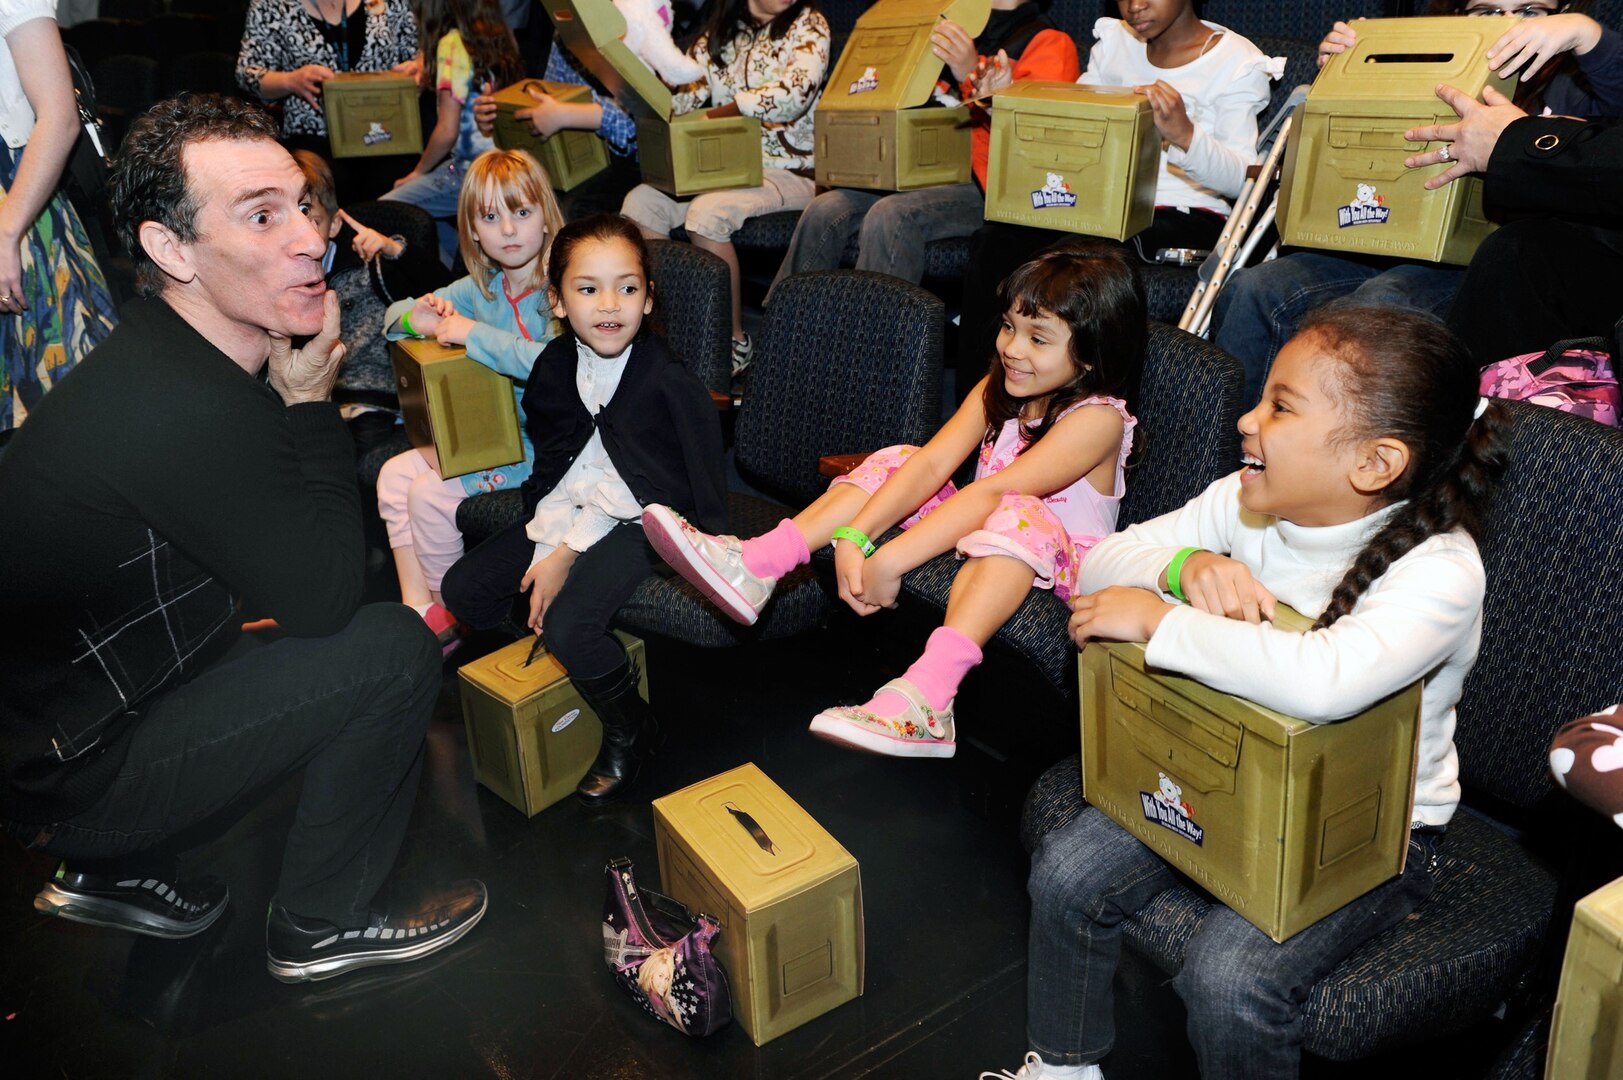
[654, 764, 856, 910]
[995, 82, 1146, 109]
[1318, 17, 1517, 100]
[821, 0, 991, 112]
[546, 0, 676, 121]
[393, 336, 464, 365]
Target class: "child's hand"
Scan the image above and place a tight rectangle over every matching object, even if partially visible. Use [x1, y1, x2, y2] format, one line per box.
[1317, 20, 1359, 69]
[405, 294, 453, 337]
[391, 169, 423, 191]
[435, 313, 477, 347]
[860, 547, 904, 612]
[1135, 80, 1195, 151]
[1068, 587, 1174, 646]
[1487, 13, 1603, 81]
[520, 547, 577, 631]
[1169, 550, 1278, 624]
[393, 56, 424, 87]
[517, 86, 568, 138]
[966, 49, 1013, 100]
[835, 540, 883, 616]
[338, 209, 404, 260]
[931, 20, 979, 84]
[473, 89, 498, 137]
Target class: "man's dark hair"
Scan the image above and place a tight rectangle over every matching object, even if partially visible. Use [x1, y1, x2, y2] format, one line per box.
[110, 93, 281, 297]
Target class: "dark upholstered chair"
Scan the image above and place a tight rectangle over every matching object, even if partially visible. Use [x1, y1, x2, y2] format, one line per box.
[648, 240, 732, 395]
[612, 270, 946, 646]
[1020, 401, 1623, 1064]
[895, 321, 1243, 702]
[1201, 0, 1384, 39]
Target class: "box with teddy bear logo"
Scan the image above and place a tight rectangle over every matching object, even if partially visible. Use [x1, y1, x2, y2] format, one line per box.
[544, 0, 762, 195]
[322, 71, 424, 159]
[983, 82, 1158, 241]
[491, 79, 610, 191]
[814, 0, 989, 192]
[1079, 604, 1422, 943]
[1277, 16, 1518, 265]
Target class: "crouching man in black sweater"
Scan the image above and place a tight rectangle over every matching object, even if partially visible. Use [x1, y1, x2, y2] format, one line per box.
[0, 94, 485, 983]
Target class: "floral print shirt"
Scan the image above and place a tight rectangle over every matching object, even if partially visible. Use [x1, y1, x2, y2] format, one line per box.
[672, 7, 829, 172]
[237, 0, 419, 137]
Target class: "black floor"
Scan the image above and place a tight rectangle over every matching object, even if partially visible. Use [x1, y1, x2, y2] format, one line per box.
[2, 619, 1528, 1078]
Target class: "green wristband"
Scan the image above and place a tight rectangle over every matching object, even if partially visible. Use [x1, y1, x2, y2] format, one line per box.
[400, 310, 418, 338]
[1165, 547, 1201, 604]
[831, 526, 877, 558]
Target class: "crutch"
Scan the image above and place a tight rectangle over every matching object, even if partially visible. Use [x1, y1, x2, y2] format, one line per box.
[1178, 86, 1308, 335]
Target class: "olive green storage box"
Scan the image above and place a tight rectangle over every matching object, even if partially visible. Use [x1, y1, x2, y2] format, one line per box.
[491, 78, 609, 191]
[544, 0, 761, 195]
[654, 763, 864, 1045]
[984, 82, 1158, 240]
[322, 71, 423, 158]
[814, 0, 988, 191]
[1079, 605, 1423, 943]
[1547, 875, 1623, 1080]
[458, 633, 646, 816]
[390, 337, 524, 480]
[1277, 16, 1518, 265]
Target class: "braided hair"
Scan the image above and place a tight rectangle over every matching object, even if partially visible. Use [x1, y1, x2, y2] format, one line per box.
[1303, 306, 1510, 629]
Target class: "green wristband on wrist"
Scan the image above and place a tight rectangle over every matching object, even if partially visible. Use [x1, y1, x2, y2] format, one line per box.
[400, 310, 418, 338]
[831, 526, 876, 558]
[1165, 546, 1201, 604]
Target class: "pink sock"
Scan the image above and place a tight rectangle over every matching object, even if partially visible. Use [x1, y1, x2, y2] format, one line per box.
[871, 626, 984, 716]
[740, 518, 810, 580]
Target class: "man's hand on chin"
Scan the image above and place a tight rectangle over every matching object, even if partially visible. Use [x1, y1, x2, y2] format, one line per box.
[268, 288, 346, 406]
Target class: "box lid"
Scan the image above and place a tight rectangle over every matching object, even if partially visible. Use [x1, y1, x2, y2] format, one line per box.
[821, 0, 990, 112]
[653, 763, 857, 911]
[544, 0, 677, 121]
[992, 81, 1149, 113]
[1314, 16, 1517, 101]
[492, 78, 592, 110]
[1576, 875, 1623, 949]
[457, 635, 569, 700]
[1090, 604, 1420, 750]
[325, 70, 418, 90]
[392, 335, 466, 366]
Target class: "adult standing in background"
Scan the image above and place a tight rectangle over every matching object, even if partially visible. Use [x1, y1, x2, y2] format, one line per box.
[0, 0, 116, 434]
[237, 0, 422, 198]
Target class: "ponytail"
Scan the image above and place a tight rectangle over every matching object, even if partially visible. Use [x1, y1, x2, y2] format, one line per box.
[1296, 306, 1512, 629]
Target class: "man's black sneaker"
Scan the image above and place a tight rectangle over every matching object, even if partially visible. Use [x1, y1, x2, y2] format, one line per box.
[265, 879, 488, 983]
[33, 862, 229, 939]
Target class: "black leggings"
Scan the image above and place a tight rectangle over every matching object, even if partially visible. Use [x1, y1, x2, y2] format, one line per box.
[442, 520, 661, 679]
[954, 209, 1225, 401]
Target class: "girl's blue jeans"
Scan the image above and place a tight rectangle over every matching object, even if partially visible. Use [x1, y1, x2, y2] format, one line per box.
[379, 158, 465, 268]
[1026, 806, 1442, 1078]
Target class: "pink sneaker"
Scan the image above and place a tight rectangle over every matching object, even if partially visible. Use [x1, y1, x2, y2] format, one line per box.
[421, 603, 461, 657]
[641, 504, 775, 625]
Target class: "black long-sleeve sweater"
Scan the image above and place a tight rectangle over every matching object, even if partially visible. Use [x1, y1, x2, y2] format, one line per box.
[0, 298, 366, 823]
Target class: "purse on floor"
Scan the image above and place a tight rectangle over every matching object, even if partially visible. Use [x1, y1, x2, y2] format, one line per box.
[601, 857, 732, 1036]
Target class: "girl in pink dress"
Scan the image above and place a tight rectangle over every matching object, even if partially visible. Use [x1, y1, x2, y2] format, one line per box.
[641, 242, 1147, 758]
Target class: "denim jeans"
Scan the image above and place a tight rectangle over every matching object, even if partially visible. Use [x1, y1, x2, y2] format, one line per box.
[1026, 807, 1441, 1079]
[380, 158, 465, 268]
[770, 183, 986, 293]
[7, 604, 440, 926]
[1211, 253, 1465, 406]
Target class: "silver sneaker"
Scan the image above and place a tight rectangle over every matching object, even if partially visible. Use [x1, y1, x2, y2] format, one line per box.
[641, 504, 775, 625]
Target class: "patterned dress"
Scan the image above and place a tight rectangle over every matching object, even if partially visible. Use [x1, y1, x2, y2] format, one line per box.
[0, 138, 116, 431]
[236, 0, 419, 138]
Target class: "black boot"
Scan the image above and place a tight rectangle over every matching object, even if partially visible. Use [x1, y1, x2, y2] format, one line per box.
[574, 659, 657, 805]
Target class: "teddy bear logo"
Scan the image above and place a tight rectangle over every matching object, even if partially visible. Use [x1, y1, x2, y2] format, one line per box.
[1031, 171, 1078, 210]
[361, 121, 392, 146]
[1153, 772, 1197, 820]
[1338, 182, 1391, 227]
[849, 66, 880, 95]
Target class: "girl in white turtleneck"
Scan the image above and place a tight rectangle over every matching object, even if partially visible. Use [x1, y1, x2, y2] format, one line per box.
[987, 304, 1510, 1080]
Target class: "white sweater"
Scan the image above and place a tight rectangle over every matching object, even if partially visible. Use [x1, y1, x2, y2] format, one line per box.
[1079, 472, 1485, 826]
[1080, 18, 1283, 214]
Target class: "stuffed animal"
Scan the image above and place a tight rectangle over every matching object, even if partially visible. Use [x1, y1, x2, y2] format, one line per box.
[615, 0, 706, 85]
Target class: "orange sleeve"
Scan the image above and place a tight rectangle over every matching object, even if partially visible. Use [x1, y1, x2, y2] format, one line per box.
[971, 29, 1082, 190]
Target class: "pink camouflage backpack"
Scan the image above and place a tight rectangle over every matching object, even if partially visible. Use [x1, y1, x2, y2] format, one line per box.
[1479, 337, 1620, 428]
